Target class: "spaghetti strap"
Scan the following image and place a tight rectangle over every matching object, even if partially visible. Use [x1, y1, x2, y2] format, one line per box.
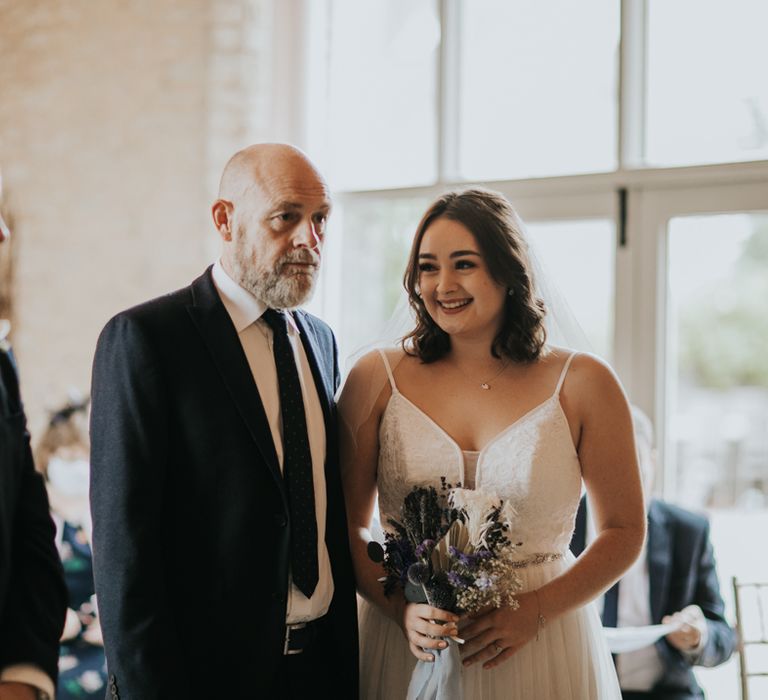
[377, 349, 398, 392]
[554, 352, 577, 396]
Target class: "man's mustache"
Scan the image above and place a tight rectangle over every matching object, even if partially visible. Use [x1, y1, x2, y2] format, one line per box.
[279, 249, 320, 268]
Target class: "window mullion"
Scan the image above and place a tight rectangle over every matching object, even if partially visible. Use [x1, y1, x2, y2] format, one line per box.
[619, 0, 648, 169]
[437, 0, 461, 185]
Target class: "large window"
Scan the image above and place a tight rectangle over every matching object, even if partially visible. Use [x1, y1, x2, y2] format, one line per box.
[666, 213, 768, 511]
[298, 4, 768, 694]
[645, 0, 768, 167]
[458, 1, 619, 180]
[305, 0, 439, 191]
[309, 197, 428, 364]
[660, 207, 768, 697]
[527, 219, 615, 360]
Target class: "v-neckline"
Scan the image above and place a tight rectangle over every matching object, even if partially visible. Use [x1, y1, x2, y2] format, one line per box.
[389, 390, 559, 457]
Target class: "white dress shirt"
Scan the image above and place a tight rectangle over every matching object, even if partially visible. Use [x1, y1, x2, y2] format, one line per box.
[212, 261, 334, 623]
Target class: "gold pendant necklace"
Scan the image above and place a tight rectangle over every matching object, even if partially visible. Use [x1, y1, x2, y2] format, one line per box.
[454, 358, 510, 390]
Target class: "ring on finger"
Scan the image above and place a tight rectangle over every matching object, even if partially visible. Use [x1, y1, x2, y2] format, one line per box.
[493, 642, 503, 653]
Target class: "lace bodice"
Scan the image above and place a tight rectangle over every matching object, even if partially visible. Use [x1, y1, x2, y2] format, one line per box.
[376, 351, 582, 559]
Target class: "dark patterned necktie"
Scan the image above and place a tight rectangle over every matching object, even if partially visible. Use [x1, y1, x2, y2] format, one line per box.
[262, 308, 319, 598]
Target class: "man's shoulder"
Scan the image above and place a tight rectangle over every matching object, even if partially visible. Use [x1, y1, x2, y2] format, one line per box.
[295, 309, 335, 341]
[101, 270, 210, 334]
[119, 285, 191, 318]
[654, 499, 709, 535]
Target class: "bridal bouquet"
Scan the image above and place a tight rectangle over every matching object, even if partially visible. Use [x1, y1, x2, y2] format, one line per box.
[368, 479, 524, 700]
[368, 478, 523, 614]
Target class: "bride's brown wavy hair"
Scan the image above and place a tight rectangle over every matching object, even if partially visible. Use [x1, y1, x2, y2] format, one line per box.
[402, 188, 547, 363]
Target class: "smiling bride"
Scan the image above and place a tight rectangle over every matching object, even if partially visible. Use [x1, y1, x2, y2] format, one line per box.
[338, 188, 646, 699]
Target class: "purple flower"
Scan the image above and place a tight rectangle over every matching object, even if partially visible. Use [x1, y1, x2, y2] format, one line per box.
[447, 570, 471, 589]
[448, 547, 490, 568]
[415, 539, 435, 559]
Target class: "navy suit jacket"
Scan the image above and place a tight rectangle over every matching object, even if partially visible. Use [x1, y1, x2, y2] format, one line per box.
[571, 497, 735, 700]
[90, 267, 358, 699]
[0, 346, 67, 684]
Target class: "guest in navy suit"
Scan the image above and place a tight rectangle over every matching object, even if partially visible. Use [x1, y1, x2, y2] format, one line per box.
[89, 144, 358, 699]
[0, 189, 67, 700]
[571, 406, 735, 700]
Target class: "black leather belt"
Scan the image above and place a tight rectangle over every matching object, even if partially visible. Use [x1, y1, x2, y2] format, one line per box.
[283, 617, 322, 655]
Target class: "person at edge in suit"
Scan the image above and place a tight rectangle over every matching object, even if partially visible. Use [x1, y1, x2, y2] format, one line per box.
[571, 405, 736, 700]
[0, 182, 67, 700]
[89, 144, 358, 700]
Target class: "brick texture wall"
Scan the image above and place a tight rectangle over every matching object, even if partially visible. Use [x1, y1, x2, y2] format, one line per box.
[0, 0, 276, 434]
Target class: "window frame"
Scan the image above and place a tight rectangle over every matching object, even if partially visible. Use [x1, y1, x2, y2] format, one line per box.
[296, 0, 768, 487]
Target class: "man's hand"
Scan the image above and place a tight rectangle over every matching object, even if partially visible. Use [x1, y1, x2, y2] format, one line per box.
[0, 682, 39, 700]
[663, 604, 708, 652]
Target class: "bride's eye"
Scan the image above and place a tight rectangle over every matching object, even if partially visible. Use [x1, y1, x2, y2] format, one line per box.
[455, 259, 477, 270]
[418, 262, 437, 272]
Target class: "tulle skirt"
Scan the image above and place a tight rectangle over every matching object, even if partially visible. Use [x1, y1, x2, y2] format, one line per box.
[358, 552, 620, 700]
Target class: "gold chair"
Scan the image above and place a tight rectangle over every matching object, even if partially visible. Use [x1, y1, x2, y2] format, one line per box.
[732, 577, 768, 700]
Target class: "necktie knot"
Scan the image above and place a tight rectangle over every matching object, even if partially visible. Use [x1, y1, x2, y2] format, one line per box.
[262, 308, 288, 335]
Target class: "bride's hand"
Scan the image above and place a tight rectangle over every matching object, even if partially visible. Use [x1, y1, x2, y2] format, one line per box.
[460, 592, 539, 670]
[400, 602, 460, 662]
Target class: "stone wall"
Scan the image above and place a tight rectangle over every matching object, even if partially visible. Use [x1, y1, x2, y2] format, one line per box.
[0, 0, 277, 434]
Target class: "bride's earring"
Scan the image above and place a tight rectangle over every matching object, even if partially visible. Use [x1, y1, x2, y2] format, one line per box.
[507, 288, 514, 297]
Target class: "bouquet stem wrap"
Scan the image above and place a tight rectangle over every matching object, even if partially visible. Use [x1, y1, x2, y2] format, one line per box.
[406, 641, 463, 700]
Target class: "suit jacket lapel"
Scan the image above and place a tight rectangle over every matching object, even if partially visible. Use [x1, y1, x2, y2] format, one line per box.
[293, 311, 334, 435]
[648, 498, 671, 624]
[186, 267, 285, 497]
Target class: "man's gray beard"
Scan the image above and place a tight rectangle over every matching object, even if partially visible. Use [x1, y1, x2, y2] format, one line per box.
[232, 248, 318, 309]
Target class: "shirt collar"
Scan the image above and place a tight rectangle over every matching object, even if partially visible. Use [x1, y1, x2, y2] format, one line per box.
[211, 260, 300, 335]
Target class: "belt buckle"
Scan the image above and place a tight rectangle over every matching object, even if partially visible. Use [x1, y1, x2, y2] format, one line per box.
[283, 622, 307, 656]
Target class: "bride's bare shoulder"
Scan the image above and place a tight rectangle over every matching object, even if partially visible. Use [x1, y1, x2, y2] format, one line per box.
[548, 347, 628, 409]
[348, 346, 408, 376]
[340, 347, 413, 404]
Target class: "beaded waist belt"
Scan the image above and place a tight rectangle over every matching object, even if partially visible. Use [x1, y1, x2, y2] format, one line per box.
[509, 552, 563, 568]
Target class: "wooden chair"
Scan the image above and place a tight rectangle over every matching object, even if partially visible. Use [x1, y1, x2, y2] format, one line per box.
[732, 577, 768, 700]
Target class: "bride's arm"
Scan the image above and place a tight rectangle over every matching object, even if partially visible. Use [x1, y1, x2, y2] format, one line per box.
[338, 351, 396, 615]
[338, 351, 459, 660]
[542, 353, 647, 614]
[462, 353, 646, 669]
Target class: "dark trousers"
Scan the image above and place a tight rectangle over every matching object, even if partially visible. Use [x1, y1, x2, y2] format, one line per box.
[277, 644, 326, 699]
[269, 619, 356, 700]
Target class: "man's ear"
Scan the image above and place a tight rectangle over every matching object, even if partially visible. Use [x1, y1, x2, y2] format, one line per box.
[212, 199, 234, 241]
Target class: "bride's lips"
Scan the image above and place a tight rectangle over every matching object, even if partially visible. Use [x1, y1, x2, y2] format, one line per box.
[436, 298, 473, 314]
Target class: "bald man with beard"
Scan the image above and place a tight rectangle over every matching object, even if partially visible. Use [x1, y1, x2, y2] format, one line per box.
[89, 144, 358, 699]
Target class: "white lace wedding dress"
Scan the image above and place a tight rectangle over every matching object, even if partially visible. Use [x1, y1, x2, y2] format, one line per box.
[358, 350, 620, 699]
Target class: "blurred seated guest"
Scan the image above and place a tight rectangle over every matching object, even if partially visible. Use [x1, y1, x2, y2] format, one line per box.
[1, 176, 66, 700]
[35, 395, 107, 700]
[570, 406, 736, 700]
